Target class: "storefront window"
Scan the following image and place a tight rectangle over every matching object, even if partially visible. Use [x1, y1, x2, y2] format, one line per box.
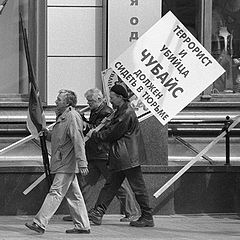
[211, 0, 240, 95]
[162, 0, 240, 101]
[0, 1, 45, 100]
[162, 0, 201, 41]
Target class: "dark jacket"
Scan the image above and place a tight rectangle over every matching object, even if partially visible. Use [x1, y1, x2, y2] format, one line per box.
[85, 102, 113, 161]
[93, 102, 146, 171]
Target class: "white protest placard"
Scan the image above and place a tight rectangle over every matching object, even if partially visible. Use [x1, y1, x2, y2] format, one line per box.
[110, 11, 225, 125]
[101, 68, 119, 105]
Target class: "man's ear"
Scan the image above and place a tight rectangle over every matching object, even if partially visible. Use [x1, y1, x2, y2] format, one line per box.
[64, 99, 70, 106]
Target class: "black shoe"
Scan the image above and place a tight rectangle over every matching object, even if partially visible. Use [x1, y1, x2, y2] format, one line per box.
[88, 207, 104, 225]
[120, 215, 138, 222]
[129, 216, 154, 227]
[25, 222, 45, 234]
[66, 228, 90, 234]
[62, 215, 72, 221]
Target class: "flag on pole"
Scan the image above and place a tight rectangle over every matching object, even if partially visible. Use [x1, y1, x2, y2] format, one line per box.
[19, 14, 46, 138]
[26, 82, 46, 138]
[20, 13, 51, 187]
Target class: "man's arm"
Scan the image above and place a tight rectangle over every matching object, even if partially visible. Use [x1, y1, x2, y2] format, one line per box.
[92, 112, 132, 142]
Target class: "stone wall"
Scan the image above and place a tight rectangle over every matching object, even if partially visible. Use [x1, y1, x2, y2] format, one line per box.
[1, 165, 240, 215]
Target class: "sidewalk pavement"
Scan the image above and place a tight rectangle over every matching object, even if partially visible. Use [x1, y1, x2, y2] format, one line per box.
[0, 214, 240, 240]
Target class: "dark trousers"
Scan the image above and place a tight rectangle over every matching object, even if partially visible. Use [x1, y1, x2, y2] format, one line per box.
[79, 160, 139, 217]
[95, 166, 152, 219]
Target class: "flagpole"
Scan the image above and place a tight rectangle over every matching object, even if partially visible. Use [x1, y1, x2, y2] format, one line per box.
[39, 132, 52, 188]
[20, 12, 53, 190]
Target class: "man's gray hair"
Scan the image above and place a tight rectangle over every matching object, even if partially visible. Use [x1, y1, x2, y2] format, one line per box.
[84, 88, 104, 102]
[59, 89, 77, 107]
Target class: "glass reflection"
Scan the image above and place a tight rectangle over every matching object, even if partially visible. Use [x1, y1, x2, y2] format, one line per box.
[212, 0, 240, 94]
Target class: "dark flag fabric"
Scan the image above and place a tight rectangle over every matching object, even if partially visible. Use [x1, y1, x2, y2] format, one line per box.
[27, 82, 46, 138]
[19, 13, 46, 137]
[20, 13, 51, 187]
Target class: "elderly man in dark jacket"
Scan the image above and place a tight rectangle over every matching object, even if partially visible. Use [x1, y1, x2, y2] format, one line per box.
[88, 85, 154, 227]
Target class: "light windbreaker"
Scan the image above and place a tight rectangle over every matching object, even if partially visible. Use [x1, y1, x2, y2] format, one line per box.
[48, 107, 87, 174]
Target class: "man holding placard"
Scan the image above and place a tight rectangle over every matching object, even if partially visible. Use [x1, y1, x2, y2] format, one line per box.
[110, 11, 225, 126]
[87, 85, 154, 227]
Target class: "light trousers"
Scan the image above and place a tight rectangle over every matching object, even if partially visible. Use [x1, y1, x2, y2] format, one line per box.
[34, 173, 90, 230]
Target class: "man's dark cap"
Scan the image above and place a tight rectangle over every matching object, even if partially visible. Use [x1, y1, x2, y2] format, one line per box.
[110, 84, 128, 99]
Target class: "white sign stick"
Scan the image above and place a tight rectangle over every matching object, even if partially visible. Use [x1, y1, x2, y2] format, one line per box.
[0, 122, 55, 156]
[0, 106, 90, 157]
[153, 116, 240, 198]
[0, 135, 34, 156]
[23, 173, 46, 195]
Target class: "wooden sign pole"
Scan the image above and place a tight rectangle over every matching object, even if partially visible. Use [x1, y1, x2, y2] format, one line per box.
[154, 116, 240, 198]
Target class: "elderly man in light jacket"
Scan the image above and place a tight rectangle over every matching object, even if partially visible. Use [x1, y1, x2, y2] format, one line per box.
[25, 89, 90, 234]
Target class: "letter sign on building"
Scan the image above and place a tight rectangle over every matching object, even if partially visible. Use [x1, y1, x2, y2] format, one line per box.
[107, 0, 161, 66]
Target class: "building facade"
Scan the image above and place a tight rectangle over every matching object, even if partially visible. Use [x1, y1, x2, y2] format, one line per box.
[0, 0, 240, 215]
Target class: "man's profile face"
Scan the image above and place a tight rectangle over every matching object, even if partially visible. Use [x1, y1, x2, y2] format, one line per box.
[86, 96, 101, 110]
[55, 93, 68, 115]
[110, 91, 121, 109]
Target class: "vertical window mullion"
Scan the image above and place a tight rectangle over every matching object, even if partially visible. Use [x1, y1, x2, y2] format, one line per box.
[202, 0, 213, 96]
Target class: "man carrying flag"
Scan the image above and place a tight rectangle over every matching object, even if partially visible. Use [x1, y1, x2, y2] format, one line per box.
[25, 89, 91, 234]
